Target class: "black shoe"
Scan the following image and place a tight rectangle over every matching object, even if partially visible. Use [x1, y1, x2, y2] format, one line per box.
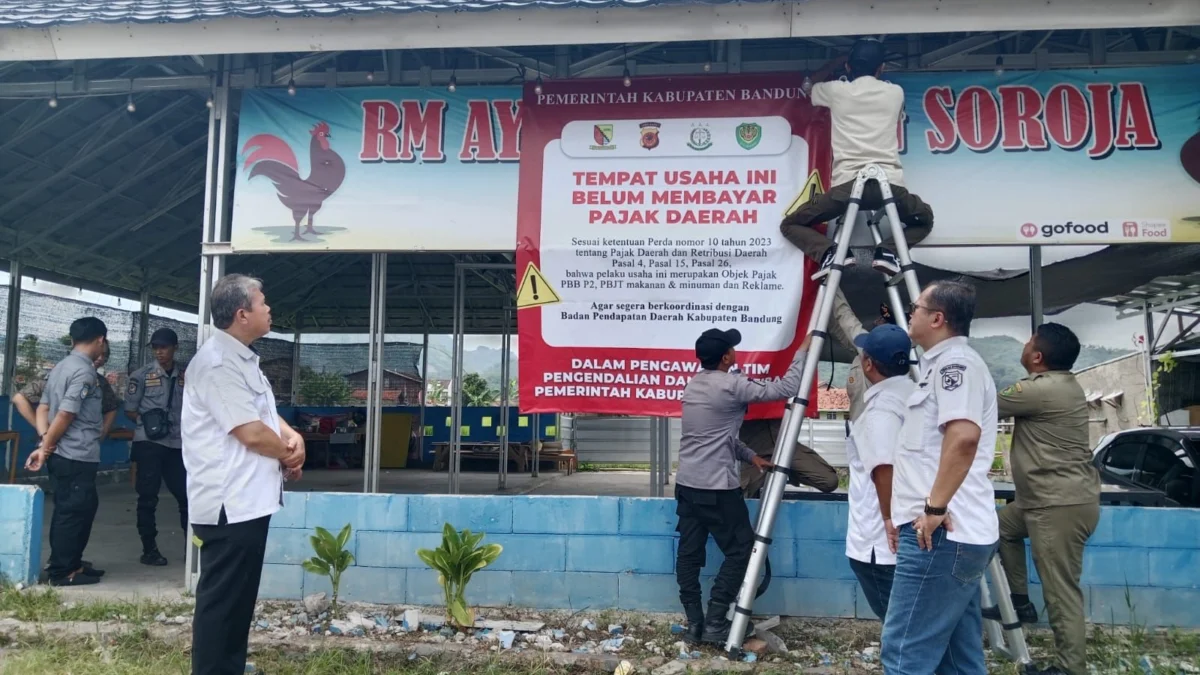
[141, 549, 169, 566]
[700, 602, 754, 646]
[682, 603, 705, 646]
[811, 245, 856, 281]
[48, 572, 100, 587]
[982, 600, 1037, 625]
[871, 247, 901, 276]
[44, 560, 103, 577]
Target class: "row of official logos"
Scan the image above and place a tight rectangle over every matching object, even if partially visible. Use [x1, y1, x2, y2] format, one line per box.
[589, 121, 763, 152]
[1020, 219, 1172, 240]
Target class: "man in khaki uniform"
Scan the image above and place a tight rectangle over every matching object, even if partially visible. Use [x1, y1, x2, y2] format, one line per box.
[23, 346, 119, 437]
[988, 323, 1100, 675]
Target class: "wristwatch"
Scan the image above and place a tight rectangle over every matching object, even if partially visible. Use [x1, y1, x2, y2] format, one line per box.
[923, 498, 947, 516]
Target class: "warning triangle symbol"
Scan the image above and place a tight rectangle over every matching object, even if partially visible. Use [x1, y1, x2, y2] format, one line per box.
[515, 262, 562, 310]
[783, 170, 825, 218]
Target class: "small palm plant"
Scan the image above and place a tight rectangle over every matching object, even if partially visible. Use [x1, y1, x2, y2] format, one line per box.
[302, 524, 355, 620]
[417, 523, 503, 628]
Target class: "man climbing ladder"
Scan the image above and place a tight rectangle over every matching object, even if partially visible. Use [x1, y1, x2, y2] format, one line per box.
[781, 38, 934, 278]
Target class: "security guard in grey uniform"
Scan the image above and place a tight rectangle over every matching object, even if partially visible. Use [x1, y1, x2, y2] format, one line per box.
[125, 327, 189, 566]
[24, 317, 109, 586]
[989, 323, 1100, 675]
[676, 327, 809, 646]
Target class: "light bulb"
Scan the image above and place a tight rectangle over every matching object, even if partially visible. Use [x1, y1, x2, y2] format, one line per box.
[448, 75, 457, 93]
[533, 76, 543, 95]
[994, 56, 1005, 77]
[48, 95, 58, 108]
[366, 71, 375, 82]
[287, 79, 297, 96]
[703, 62, 711, 72]
[622, 69, 632, 88]
[126, 96, 136, 113]
[802, 75, 813, 94]
[205, 95, 214, 109]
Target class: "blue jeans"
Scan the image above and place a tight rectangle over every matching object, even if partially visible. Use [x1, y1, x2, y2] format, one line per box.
[848, 553, 895, 620]
[881, 523, 997, 675]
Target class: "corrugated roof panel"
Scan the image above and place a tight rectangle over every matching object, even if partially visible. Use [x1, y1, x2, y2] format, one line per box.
[0, 0, 751, 27]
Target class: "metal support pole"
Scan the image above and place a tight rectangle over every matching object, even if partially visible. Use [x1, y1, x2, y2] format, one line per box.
[187, 57, 231, 594]
[449, 264, 464, 494]
[649, 417, 660, 497]
[531, 412, 541, 478]
[1029, 246, 1044, 332]
[363, 253, 387, 494]
[136, 289, 151, 367]
[3, 260, 22, 480]
[1143, 301, 1156, 425]
[419, 331, 429, 468]
[498, 308, 511, 490]
[661, 417, 672, 486]
[290, 325, 302, 406]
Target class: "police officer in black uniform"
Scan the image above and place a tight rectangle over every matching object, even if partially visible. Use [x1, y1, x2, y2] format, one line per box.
[125, 328, 188, 566]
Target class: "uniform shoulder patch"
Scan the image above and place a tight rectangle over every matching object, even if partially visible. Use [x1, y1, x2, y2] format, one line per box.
[939, 363, 966, 391]
[127, 381, 138, 395]
[1000, 382, 1023, 396]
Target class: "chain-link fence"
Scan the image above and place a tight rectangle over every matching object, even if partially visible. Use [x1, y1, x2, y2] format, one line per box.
[0, 287, 435, 409]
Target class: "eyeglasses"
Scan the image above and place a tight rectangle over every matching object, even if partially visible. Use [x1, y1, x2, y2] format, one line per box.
[908, 302, 938, 318]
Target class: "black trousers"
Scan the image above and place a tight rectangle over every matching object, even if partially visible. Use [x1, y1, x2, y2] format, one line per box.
[132, 441, 189, 549]
[675, 484, 754, 609]
[192, 509, 271, 675]
[46, 455, 99, 580]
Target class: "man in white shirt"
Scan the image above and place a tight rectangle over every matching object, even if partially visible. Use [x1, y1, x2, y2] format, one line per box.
[781, 38, 934, 279]
[183, 274, 306, 675]
[844, 323, 914, 620]
[882, 280, 998, 675]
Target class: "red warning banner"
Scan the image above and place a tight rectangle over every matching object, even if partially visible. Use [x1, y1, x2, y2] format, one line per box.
[516, 74, 831, 418]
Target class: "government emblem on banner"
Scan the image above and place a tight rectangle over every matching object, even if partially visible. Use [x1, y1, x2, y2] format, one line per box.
[687, 124, 712, 151]
[639, 122, 661, 150]
[736, 122, 762, 150]
[590, 124, 616, 150]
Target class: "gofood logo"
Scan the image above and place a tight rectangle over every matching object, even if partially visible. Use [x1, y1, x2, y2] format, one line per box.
[1020, 220, 1110, 239]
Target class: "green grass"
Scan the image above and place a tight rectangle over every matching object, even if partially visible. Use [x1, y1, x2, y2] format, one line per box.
[0, 583, 192, 624]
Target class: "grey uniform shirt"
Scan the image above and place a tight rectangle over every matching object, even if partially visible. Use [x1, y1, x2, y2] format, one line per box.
[44, 350, 104, 462]
[126, 362, 185, 448]
[676, 349, 808, 491]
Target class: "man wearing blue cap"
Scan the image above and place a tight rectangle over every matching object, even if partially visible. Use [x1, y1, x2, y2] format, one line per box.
[781, 38, 934, 279]
[844, 324, 915, 621]
[675, 327, 808, 647]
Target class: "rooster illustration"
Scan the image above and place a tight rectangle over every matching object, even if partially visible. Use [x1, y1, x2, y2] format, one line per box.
[242, 121, 346, 241]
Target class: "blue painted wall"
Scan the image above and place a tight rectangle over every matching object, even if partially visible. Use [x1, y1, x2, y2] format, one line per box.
[279, 406, 558, 464]
[0, 485, 43, 586]
[254, 493, 1200, 627]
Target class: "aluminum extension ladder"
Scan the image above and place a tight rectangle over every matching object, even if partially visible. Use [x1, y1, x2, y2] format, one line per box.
[723, 164, 1035, 674]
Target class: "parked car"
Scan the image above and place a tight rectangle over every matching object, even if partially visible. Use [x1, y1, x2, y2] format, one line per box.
[1092, 427, 1200, 507]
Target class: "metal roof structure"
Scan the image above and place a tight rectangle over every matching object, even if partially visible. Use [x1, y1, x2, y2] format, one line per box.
[0, 0, 733, 27]
[1, 28, 1199, 334]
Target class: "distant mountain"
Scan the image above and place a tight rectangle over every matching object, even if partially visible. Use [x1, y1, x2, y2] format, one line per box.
[420, 334, 1132, 393]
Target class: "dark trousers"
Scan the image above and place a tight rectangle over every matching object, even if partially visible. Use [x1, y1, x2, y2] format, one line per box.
[192, 509, 271, 675]
[133, 441, 189, 549]
[848, 552, 896, 620]
[675, 484, 754, 609]
[780, 180, 934, 263]
[46, 455, 99, 580]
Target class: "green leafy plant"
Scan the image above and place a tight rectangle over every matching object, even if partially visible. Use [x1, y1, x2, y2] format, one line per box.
[417, 523, 503, 628]
[297, 367, 354, 405]
[460, 372, 498, 407]
[301, 525, 355, 619]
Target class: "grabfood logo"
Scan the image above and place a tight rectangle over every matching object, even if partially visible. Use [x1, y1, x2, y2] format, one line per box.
[1020, 220, 1110, 239]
